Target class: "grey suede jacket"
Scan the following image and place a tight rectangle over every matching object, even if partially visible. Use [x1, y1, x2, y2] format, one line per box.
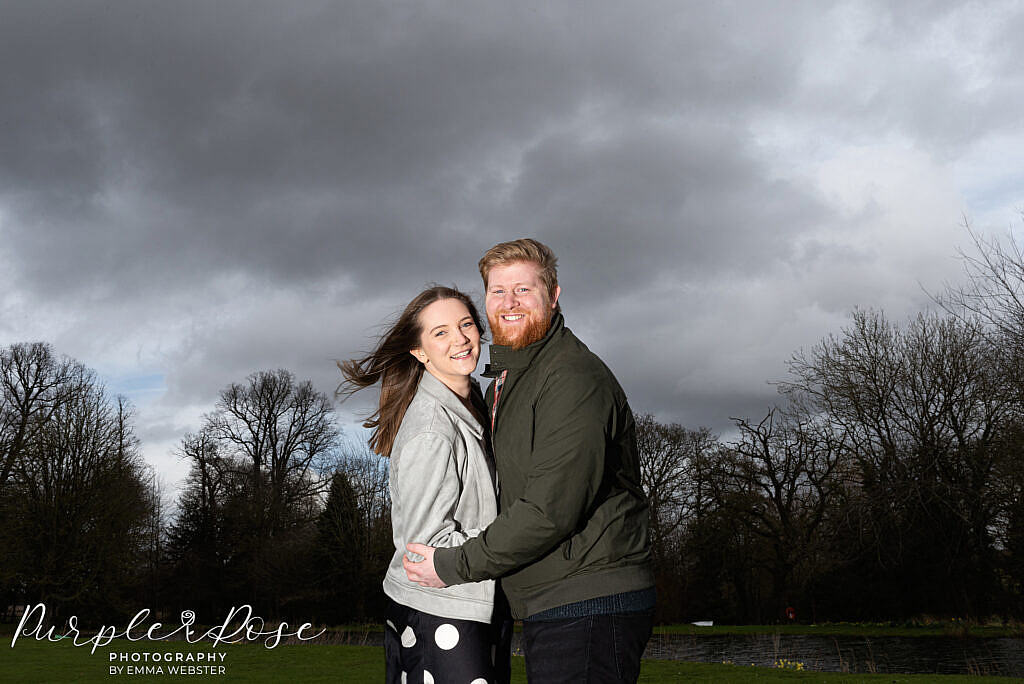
[382, 370, 499, 623]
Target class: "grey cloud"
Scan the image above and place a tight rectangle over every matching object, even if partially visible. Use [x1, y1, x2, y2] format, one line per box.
[1, 0, 1021, 469]
[502, 121, 829, 296]
[0, 1, 826, 303]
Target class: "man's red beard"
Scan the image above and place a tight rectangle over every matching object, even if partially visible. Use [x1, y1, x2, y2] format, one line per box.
[489, 310, 551, 350]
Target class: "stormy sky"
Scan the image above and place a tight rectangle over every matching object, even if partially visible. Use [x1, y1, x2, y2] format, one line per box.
[2, 1, 1022, 489]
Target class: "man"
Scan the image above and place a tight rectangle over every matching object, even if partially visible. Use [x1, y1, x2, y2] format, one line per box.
[405, 238, 654, 682]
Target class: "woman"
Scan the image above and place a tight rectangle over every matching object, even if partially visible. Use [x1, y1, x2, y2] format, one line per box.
[338, 286, 511, 684]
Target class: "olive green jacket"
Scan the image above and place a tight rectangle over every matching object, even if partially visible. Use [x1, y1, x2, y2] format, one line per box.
[433, 313, 653, 619]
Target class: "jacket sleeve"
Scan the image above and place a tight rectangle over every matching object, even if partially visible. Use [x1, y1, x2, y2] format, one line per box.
[394, 431, 474, 560]
[434, 364, 610, 584]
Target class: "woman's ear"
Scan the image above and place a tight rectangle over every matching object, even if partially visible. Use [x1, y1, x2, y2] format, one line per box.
[410, 348, 428, 365]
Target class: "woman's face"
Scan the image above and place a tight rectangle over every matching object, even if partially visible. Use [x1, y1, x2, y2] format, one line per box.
[410, 298, 481, 386]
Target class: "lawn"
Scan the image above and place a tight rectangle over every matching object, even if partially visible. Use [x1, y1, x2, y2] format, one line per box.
[0, 637, 1017, 683]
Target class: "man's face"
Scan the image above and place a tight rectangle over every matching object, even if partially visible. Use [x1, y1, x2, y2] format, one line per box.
[485, 260, 560, 349]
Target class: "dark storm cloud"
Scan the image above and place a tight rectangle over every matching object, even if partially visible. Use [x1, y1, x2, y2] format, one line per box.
[0, 0, 824, 302]
[2, 1, 1021, 486]
[501, 121, 829, 288]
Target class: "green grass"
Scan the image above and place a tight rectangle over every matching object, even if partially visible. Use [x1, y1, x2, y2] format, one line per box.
[0, 638, 1018, 683]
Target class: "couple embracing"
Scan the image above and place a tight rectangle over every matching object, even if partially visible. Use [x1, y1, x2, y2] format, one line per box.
[339, 239, 654, 683]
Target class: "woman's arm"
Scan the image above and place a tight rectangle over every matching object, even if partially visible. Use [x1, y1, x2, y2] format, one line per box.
[392, 431, 472, 559]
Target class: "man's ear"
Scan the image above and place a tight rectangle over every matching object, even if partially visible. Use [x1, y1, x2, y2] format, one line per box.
[550, 285, 561, 309]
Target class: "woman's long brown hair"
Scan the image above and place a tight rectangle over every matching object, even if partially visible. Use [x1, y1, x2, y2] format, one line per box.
[337, 286, 485, 457]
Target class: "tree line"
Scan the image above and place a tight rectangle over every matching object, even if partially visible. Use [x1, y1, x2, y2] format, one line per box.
[0, 350, 392, 627]
[646, 225, 1024, 623]
[646, 307, 1022, 623]
[2, 225, 1023, 626]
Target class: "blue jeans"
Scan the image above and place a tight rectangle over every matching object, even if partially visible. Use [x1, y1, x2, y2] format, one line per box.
[522, 611, 653, 683]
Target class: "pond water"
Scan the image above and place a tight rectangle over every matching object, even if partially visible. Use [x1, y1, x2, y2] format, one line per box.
[642, 632, 1024, 677]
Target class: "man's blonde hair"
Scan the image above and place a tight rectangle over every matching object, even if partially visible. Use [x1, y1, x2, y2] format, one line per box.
[478, 238, 559, 305]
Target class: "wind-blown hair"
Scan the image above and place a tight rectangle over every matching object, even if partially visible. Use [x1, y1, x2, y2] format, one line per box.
[478, 238, 560, 312]
[337, 285, 485, 457]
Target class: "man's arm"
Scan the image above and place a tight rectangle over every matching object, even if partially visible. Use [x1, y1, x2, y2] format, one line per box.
[405, 364, 612, 585]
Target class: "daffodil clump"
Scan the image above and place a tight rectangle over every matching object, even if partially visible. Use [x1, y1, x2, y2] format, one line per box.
[774, 658, 806, 671]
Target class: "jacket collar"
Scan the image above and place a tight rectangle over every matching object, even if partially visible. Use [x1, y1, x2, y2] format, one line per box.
[417, 370, 484, 438]
[483, 312, 563, 377]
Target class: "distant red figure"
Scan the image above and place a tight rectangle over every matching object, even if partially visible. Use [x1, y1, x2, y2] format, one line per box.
[785, 606, 796, 621]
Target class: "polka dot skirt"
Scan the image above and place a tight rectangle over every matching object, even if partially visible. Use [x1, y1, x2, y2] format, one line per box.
[384, 597, 511, 684]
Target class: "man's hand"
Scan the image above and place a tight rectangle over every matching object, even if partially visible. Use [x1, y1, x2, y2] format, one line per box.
[403, 543, 447, 588]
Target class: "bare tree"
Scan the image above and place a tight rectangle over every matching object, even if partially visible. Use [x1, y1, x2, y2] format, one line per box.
[634, 414, 715, 563]
[941, 219, 1024, 355]
[722, 409, 845, 618]
[332, 438, 390, 534]
[165, 430, 235, 615]
[5, 360, 152, 619]
[179, 430, 224, 522]
[204, 369, 340, 537]
[0, 342, 75, 488]
[781, 308, 1010, 616]
[168, 370, 341, 616]
[937, 218, 1024, 610]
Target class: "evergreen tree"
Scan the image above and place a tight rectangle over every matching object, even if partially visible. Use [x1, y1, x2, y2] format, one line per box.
[315, 471, 365, 624]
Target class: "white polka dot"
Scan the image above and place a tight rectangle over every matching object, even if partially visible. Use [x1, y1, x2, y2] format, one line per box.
[423, 670, 434, 684]
[400, 626, 417, 648]
[434, 623, 460, 650]
[386, 620, 397, 632]
[471, 679, 488, 684]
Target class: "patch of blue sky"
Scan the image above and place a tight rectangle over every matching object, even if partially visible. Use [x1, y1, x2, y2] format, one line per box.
[954, 136, 1024, 229]
[106, 373, 167, 406]
[963, 174, 1023, 214]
